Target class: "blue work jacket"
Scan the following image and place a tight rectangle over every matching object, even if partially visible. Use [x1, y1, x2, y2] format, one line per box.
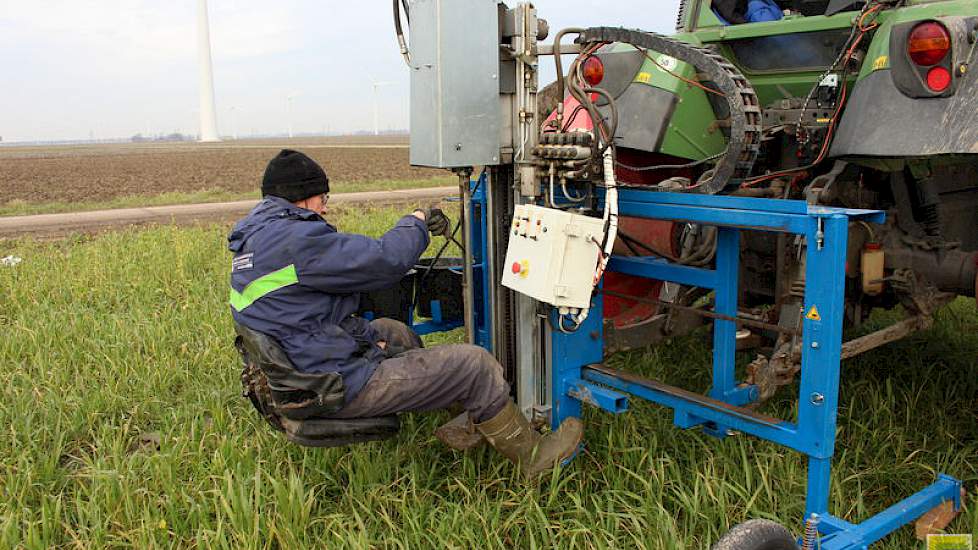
[228, 196, 429, 402]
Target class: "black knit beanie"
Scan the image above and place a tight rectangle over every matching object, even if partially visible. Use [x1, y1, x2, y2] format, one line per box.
[261, 149, 330, 202]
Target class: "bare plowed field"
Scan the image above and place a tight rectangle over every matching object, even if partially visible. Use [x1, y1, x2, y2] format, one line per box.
[0, 140, 442, 205]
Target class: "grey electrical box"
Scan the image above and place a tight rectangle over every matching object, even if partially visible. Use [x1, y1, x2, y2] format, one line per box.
[408, 0, 502, 168]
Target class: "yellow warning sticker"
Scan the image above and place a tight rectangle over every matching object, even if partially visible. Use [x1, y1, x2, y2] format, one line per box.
[635, 72, 652, 84]
[806, 306, 821, 322]
[872, 55, 889, 71]
[927, 534, 972, 550]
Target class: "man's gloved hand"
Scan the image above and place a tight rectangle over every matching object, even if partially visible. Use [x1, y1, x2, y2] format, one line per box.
[416, 207, 450, 237]
[426, 208, 450, 236]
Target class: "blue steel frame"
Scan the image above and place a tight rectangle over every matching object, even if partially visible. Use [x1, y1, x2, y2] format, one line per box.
[469, 173, 493, 349]
[550, 190, 963, 549]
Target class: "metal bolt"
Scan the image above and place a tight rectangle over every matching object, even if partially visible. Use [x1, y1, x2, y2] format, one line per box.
[811, 341, 819, 349]
[455, 143, 463, 152]
[810, 392, 825, 405]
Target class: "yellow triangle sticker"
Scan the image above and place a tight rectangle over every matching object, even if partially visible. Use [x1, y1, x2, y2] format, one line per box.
[806, 305, 821, 322]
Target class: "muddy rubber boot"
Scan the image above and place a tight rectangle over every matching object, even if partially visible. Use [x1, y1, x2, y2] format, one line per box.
[434, 413, 485, 451]
[476, 401, 584, 478]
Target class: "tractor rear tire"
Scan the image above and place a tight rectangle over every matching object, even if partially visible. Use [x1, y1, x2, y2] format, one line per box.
[712, 520, 799, 550]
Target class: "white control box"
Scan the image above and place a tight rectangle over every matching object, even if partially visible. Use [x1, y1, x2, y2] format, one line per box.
[501, 205, 607, 309]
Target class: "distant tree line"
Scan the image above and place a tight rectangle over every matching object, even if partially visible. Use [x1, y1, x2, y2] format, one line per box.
[131, 133, 191, 143]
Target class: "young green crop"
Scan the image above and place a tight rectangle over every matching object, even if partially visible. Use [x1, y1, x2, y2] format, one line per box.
[0, 208, 974, 548]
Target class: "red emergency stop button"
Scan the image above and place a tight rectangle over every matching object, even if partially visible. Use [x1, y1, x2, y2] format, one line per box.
[512, 262, 522, 274]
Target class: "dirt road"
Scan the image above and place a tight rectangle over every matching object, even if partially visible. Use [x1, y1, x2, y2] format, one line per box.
[0, 186, 456, 239]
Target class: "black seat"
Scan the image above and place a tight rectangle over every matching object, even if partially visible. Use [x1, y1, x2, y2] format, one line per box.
[234, 322, 399, 448]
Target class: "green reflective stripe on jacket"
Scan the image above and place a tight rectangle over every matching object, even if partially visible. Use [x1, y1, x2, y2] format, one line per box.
[230, 264, 298, 312]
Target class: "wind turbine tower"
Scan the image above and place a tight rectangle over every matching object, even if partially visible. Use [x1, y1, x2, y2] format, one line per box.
[286, 94, 299, 139]
[372, 81, 395, 136]
[197, 0, 220, 142]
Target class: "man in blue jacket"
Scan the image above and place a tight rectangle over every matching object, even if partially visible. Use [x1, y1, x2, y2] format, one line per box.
[229, 150, 583, 478]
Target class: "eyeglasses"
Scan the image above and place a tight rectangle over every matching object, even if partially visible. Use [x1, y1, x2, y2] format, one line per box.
[321, 193, 330, 205]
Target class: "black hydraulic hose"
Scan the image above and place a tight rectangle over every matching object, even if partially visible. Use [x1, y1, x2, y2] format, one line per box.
[559, 41, 617, 156]
[412, 173, 483, 313]
[617, 230, 678, 262]
[616, 152, 724, 173]
[568, 77, 610, 154]
[553, 28, 585, 124]
[412, 220, 462, 315]
[584, 86, 618, 154]
[393, 0, 410, 66]
[393, 0, 403, 41]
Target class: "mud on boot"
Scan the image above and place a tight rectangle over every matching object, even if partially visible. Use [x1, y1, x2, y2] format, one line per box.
[476, 401, 584, 478]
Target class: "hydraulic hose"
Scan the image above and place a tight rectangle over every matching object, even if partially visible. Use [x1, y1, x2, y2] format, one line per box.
[583, 86, 618, 155]
[553, 28, 585, 128]
[393, 0, 411, 66]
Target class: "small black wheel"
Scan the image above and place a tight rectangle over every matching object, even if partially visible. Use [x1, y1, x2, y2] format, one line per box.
[712, 519, 799, 550]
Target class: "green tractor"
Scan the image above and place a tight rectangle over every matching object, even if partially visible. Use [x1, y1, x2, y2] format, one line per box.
[545, 0, 978, 403]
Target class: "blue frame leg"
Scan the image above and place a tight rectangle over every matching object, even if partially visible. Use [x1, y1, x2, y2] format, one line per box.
[798, 215, 850, 519]
[710, 227, 744, 405]
[550, 294, 605, 431]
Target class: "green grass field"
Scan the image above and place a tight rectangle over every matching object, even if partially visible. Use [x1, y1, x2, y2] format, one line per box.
[1, 208, 975, 548]
[0, 177, 453, 218]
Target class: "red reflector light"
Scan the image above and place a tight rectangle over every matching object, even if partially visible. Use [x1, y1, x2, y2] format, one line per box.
[908, 21, 951, 66]
[583, 55, 605, 86]
[511, 262, 521, 274]
[926, 66, 952, 92]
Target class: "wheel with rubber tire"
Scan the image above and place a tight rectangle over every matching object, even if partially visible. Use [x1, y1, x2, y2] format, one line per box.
[712, 520, 799, 550]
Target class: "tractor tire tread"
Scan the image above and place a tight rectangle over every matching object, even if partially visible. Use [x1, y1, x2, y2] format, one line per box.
[712, 519, 799, 550]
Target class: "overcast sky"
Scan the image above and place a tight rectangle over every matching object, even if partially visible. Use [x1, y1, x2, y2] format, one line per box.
[1, 1, 678, 142]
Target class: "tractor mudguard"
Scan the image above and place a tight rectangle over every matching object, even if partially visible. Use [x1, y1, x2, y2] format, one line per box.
[830, 69, 978, 160]
[598, 83, 678, 153]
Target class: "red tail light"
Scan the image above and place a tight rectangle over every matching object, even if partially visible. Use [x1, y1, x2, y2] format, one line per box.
[926, 66, 952, 92]
[908, 21, 951, 66]
[583, 56, 605, 86]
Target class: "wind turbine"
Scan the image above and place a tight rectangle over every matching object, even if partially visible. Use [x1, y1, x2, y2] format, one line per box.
[286, 94, 300, 139]
[228, 106, 238, 140]
[197, 0, 220, 142]
[372, 81, 396, 136]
